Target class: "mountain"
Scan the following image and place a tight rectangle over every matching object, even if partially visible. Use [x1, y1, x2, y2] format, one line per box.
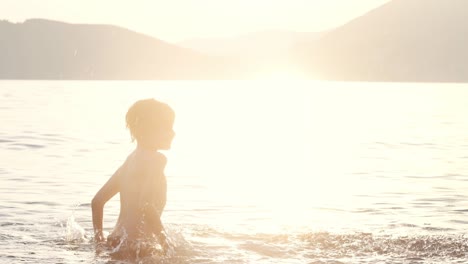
[5, 1, 467, 83]
[299, 0, 468, 82]
[0, 19, 238, 79]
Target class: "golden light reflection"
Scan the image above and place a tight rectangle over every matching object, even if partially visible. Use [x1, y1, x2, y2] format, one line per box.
[124, 83, 411, 233]
[254, 69, 308, 81]
[164, 83, 350, 230]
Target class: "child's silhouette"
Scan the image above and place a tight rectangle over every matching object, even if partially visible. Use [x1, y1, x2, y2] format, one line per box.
[91, 99, 175, 258]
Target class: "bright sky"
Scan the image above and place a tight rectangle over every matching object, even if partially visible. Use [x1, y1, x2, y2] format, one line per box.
[1, 0, 389, 42]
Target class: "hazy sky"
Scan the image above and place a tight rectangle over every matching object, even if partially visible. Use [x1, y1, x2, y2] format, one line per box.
[1, 0, 389, 42]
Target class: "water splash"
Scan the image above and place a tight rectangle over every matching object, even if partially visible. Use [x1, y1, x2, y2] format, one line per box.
[100, 226, 193, 264]
[61, 204, 87, 243]
[64, 214, 86, 242]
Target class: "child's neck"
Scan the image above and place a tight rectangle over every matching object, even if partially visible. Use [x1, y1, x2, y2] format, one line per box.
[136, 143, 158, 152]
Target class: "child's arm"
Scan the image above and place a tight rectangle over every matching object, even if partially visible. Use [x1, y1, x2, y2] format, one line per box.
[91, 166, 122, 242]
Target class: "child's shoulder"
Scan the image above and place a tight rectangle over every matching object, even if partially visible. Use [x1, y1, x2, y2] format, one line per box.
[131, 150, 167, 170]
[130, 149, 166, 160]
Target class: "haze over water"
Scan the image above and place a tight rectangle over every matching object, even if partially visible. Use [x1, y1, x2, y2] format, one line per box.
[1, 81, 468, 263]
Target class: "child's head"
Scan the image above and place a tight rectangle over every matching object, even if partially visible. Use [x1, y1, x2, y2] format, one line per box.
[126, 98, 175, 150]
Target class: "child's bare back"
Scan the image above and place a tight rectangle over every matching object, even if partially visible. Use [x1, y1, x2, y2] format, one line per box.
[91, 99, 175, 258]
[108, 149, 167, 240]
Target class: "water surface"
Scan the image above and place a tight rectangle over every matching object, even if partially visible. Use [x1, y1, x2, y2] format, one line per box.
[1, 81, 468, 263]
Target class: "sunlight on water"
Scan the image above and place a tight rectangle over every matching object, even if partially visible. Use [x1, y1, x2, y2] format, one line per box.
[2, 81, 468, 263]
[113, 81, 468, 233]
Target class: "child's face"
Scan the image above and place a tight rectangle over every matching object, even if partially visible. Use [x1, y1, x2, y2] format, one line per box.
[140, 120, 175, 150]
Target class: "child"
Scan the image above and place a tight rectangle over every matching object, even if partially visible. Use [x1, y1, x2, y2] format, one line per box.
[91, 98, 175, 258]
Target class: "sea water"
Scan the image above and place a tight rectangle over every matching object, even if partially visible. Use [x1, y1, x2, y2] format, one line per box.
[1, 81, 468, 263]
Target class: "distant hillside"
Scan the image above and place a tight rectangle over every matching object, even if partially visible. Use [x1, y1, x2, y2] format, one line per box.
[0, 19, 238, 79]
[299, 0, 468, 82]
[4, 1, 468, 83]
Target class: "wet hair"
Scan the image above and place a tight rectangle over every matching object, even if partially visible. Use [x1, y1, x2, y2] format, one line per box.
[125, 99, 175, 142]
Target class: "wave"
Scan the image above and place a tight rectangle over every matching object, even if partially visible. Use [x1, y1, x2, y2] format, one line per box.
[296, 232, 468, 259]
[73, 226, 465, 264]
[1, 207, 466, 263]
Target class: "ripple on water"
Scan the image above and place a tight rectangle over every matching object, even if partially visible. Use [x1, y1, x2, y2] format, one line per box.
[10, 143, 46, 149]
[182, 226, 468, 263]
[298, 232, 468, 260]
[0, 222, 26, 227]
[6, 177, 30, 182]
[1, 132, 69, 151]
[3, 219, 468, 264]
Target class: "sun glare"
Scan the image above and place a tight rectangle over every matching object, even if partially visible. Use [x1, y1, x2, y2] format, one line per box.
[255, 70, 308, 81]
